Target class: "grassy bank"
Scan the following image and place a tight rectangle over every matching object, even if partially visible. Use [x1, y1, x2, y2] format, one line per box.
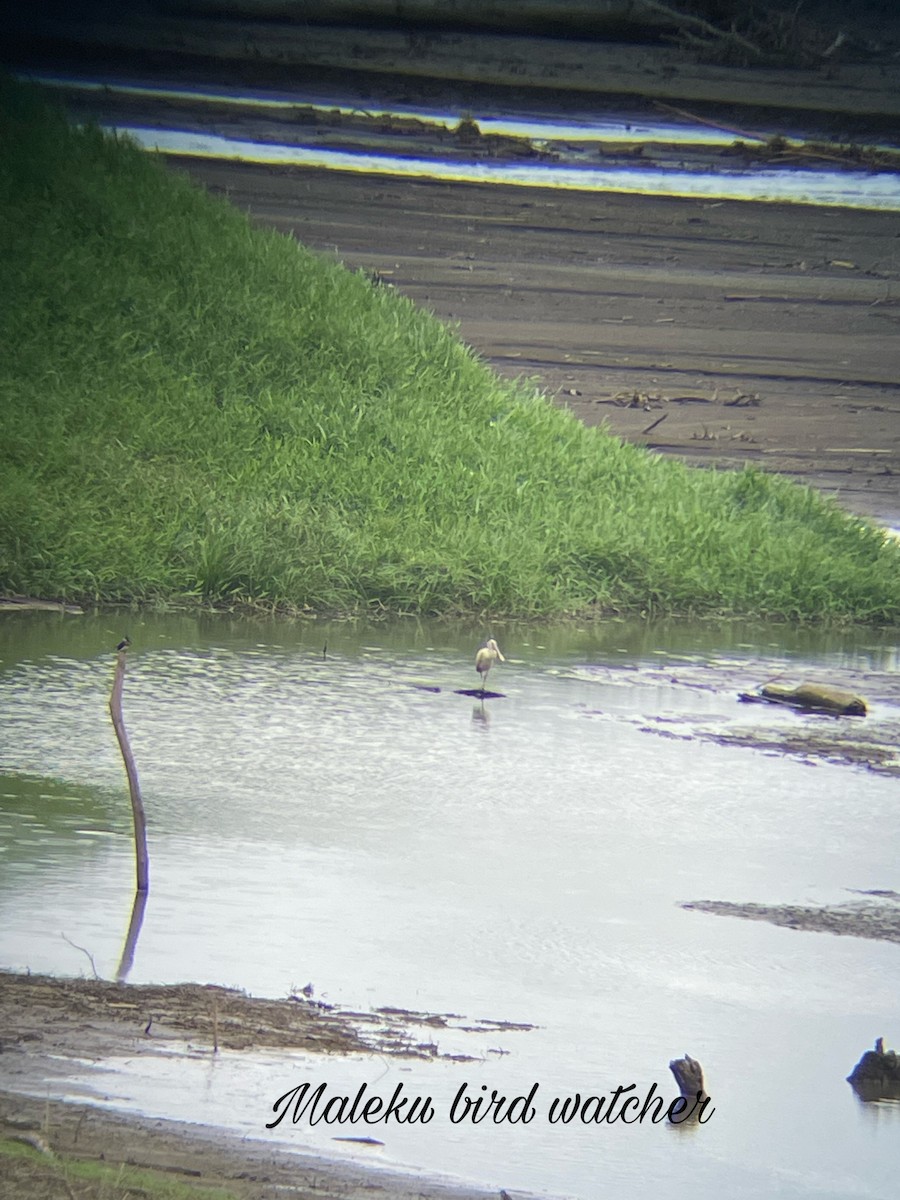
[0, 1137, 240, 1199]
[1, 79, 898, 622]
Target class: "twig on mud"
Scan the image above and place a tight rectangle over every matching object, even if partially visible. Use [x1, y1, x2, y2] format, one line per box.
[642, 412, 669, 435]
[60, 932, 100, 980]
[724, 391, 760, 407]
[653, 100, 766, 143]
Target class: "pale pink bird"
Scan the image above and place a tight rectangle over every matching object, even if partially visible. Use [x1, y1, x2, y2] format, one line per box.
[475, 639, 505, 693]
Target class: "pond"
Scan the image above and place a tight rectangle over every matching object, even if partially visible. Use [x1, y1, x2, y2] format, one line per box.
[1, 608, 898, 1199]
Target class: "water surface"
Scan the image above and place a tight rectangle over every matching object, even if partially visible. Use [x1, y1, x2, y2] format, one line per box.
[1, 610, 898, 1199]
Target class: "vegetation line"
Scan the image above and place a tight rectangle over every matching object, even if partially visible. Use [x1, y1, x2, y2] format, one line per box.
[0, 1137, 241, 1200]
[1, 77, 898, 623]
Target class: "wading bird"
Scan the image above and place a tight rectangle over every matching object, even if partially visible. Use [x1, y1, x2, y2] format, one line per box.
[475, 639, 505, 693]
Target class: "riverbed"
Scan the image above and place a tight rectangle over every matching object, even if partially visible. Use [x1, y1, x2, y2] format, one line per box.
[1, 608, 898, 1199]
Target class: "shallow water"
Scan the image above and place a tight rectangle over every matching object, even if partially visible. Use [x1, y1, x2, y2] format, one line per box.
[1, 609, 899, 1199]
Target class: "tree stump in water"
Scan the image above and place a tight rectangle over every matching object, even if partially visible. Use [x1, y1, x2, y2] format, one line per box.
[668, 1054, 710, 1123]
[847, 1038, 900, 1101]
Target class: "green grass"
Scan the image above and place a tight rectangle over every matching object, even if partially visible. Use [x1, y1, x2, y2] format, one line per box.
[0, 1137, 240, 1199]
[2, 76, 899, 622]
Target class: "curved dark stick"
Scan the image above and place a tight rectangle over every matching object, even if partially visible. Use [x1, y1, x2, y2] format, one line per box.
[109, 648, 149, 893]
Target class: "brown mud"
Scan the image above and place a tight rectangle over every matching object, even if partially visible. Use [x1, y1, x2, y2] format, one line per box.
[0, 1091, 500, 1200]
[683, 891, 900, 945]
[8, 0, 900, 122]
[161, 160, 900, 529]
[0, 972, 533, 1063]
[0, 973, 530, 1199]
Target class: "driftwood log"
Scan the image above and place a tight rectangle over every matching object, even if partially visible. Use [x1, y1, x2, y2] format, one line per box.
[847, 1038, 900, 1101]
[739, 682, 867, 716]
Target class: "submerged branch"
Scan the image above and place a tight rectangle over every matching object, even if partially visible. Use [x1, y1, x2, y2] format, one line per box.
[109, 643, 149, 893]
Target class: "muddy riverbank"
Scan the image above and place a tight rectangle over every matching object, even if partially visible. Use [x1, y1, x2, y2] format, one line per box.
[172, 159, 899, 528]
[0, 973, 529, 1199]
[0, 1091, 500, 1200]
[6, 7, 900, 527]
[1, 932, 896, 1200]
[7, 0, 900, 123]
[0, 972, 533, 1064]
